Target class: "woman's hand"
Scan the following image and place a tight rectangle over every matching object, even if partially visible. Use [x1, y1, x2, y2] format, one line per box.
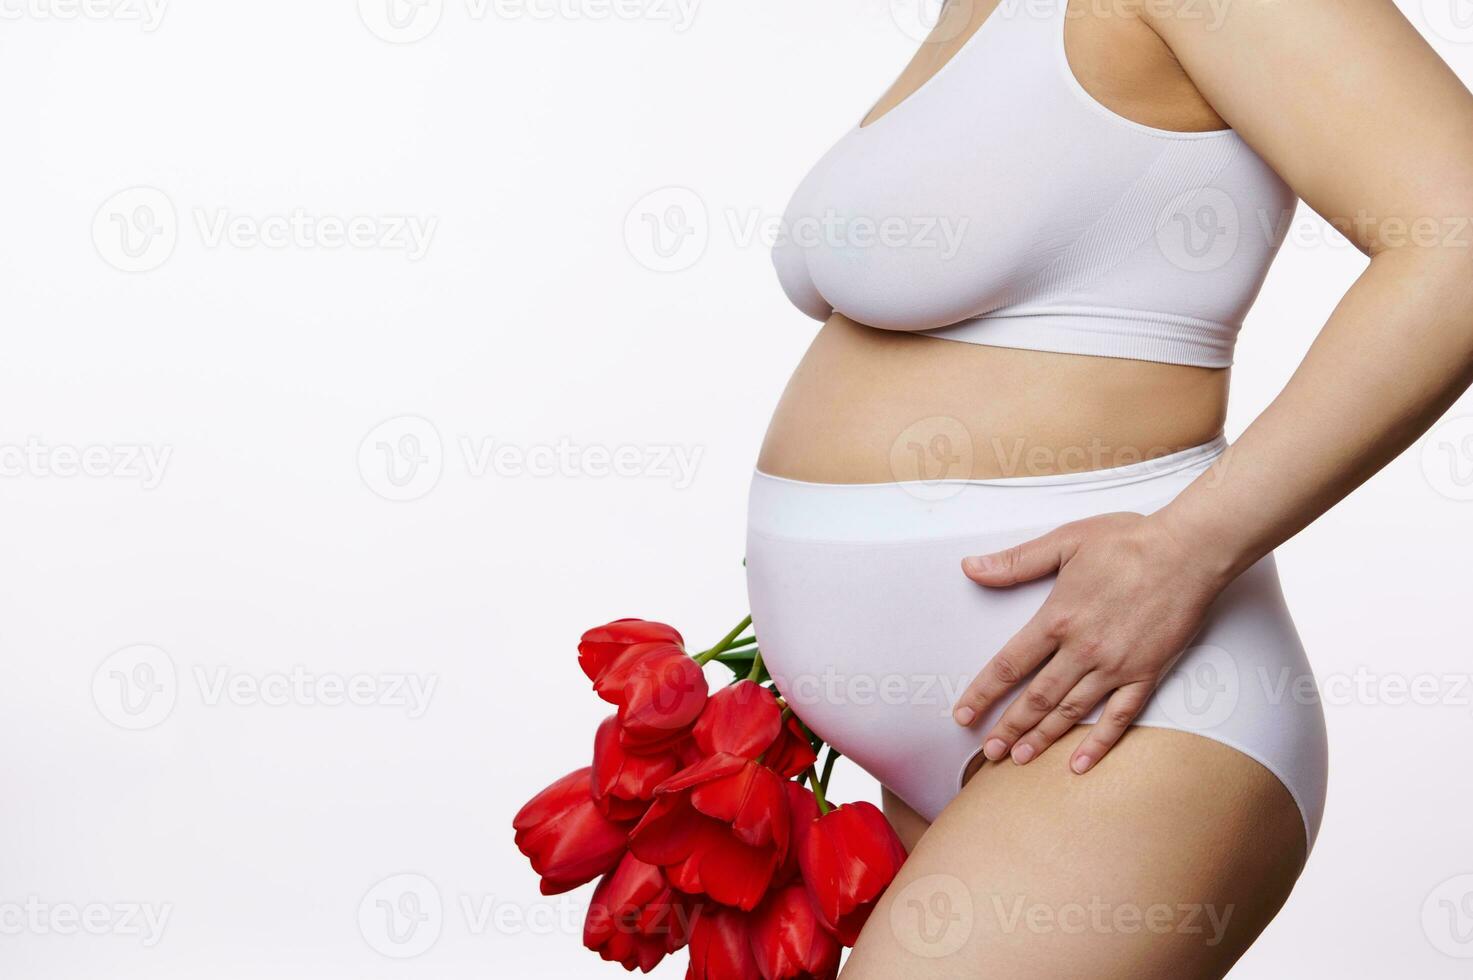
[952, 511, 1229, 775]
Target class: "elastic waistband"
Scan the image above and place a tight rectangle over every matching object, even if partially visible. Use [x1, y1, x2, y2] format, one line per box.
[755, 435, 1226, 491]
[749, 437, 1226, 543]
[922, 308, 1238, 370]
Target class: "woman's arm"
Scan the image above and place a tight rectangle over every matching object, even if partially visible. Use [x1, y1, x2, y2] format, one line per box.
[951, 0, 1473, 772]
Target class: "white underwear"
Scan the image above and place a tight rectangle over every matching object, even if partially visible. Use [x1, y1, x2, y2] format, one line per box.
[745, 439, 1328, 851]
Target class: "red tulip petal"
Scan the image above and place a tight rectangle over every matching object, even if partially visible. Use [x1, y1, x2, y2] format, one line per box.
[689, 906, 762, 980]
[776, 781, 821, 887]
[798, 802, 908, 943]
[593, 640, 686, 705]
[591, 715, 684, 819]
[701, 836, 782, 911]
[618, 651, 709, 747]
[628, 795, 708, 866]
[664, 846, 708, 896]
[512, 768, 630, 895]
[579, 619, 685, 685]
[751, 884, 842, 980]
[761, 714, 820, 779]
[654, 752, 746, 796]
[690, 762, 790, 855]
[692, 680, 782, 759]
[584, 853, 690, 973]
[730, 766, 791, 855]
[687, 767, 748, 823]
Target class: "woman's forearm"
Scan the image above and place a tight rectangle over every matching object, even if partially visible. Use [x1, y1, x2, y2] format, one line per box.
[1157, 243, 1473, 586]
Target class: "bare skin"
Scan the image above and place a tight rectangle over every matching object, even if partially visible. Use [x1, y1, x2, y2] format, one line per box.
[862, 727, 1305, 979]
[758, 0, 1473, 976]
[757, 316, 1229, 483]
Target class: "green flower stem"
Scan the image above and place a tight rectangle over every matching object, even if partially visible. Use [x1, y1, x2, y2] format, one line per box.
[819, 746, 842, 796]
[712, 649, 758, 664]
[806, 766, 832, 814]
[693, 615, 753, 666]
[745, 650, 766, 683]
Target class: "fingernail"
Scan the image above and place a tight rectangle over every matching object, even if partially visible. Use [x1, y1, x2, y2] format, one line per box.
[1071, 754, 1093, 774]
[954, 706, 975, 726]
[1011, 743, 1035, 765]
[963, 556, 992, 574]
[983, 738, 1008, 761]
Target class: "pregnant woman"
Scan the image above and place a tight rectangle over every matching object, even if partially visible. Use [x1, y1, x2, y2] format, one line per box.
[745, 0, 1473, 975]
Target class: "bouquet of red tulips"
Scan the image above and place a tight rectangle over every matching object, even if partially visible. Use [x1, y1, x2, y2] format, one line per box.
[513, 617, 909, 978]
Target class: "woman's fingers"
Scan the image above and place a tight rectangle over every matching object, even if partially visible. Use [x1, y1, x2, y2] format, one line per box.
[951, 618, 1055, 727]
[976, 654, 1093, 763]
[1005, 672, 1114, 765]
[1069, 682, 1154, 774]
[962, 523, 1080, 587]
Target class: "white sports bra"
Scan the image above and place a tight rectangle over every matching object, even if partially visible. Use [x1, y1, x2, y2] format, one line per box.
[771, 0, 1297, 368]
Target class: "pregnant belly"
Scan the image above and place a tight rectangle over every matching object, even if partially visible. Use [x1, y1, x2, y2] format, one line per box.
[757, 315, 1230, 484]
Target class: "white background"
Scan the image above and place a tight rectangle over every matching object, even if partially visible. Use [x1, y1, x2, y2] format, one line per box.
[1, 0, 1471, 977]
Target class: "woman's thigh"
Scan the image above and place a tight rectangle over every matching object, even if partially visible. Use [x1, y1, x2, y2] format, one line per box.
[854, 725, 1307, 980]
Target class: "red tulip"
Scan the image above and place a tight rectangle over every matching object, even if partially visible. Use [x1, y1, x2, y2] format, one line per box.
[592, 715, 688, 822]
[760, 714, 819, 780]
[775, 781, 821, 887]
[687, 905, 761, 980]
[579, 619, 685, 686]
[692, 681, 817, 779]
[692, 680, 779, 757]
[750, 884, 841, 980]
[583, 852, 696, 973]
[628, 753, 790, 911]
[616, 645, 709, 751]
[513, 767, 631, 895]
[798, 802, 908, 945]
